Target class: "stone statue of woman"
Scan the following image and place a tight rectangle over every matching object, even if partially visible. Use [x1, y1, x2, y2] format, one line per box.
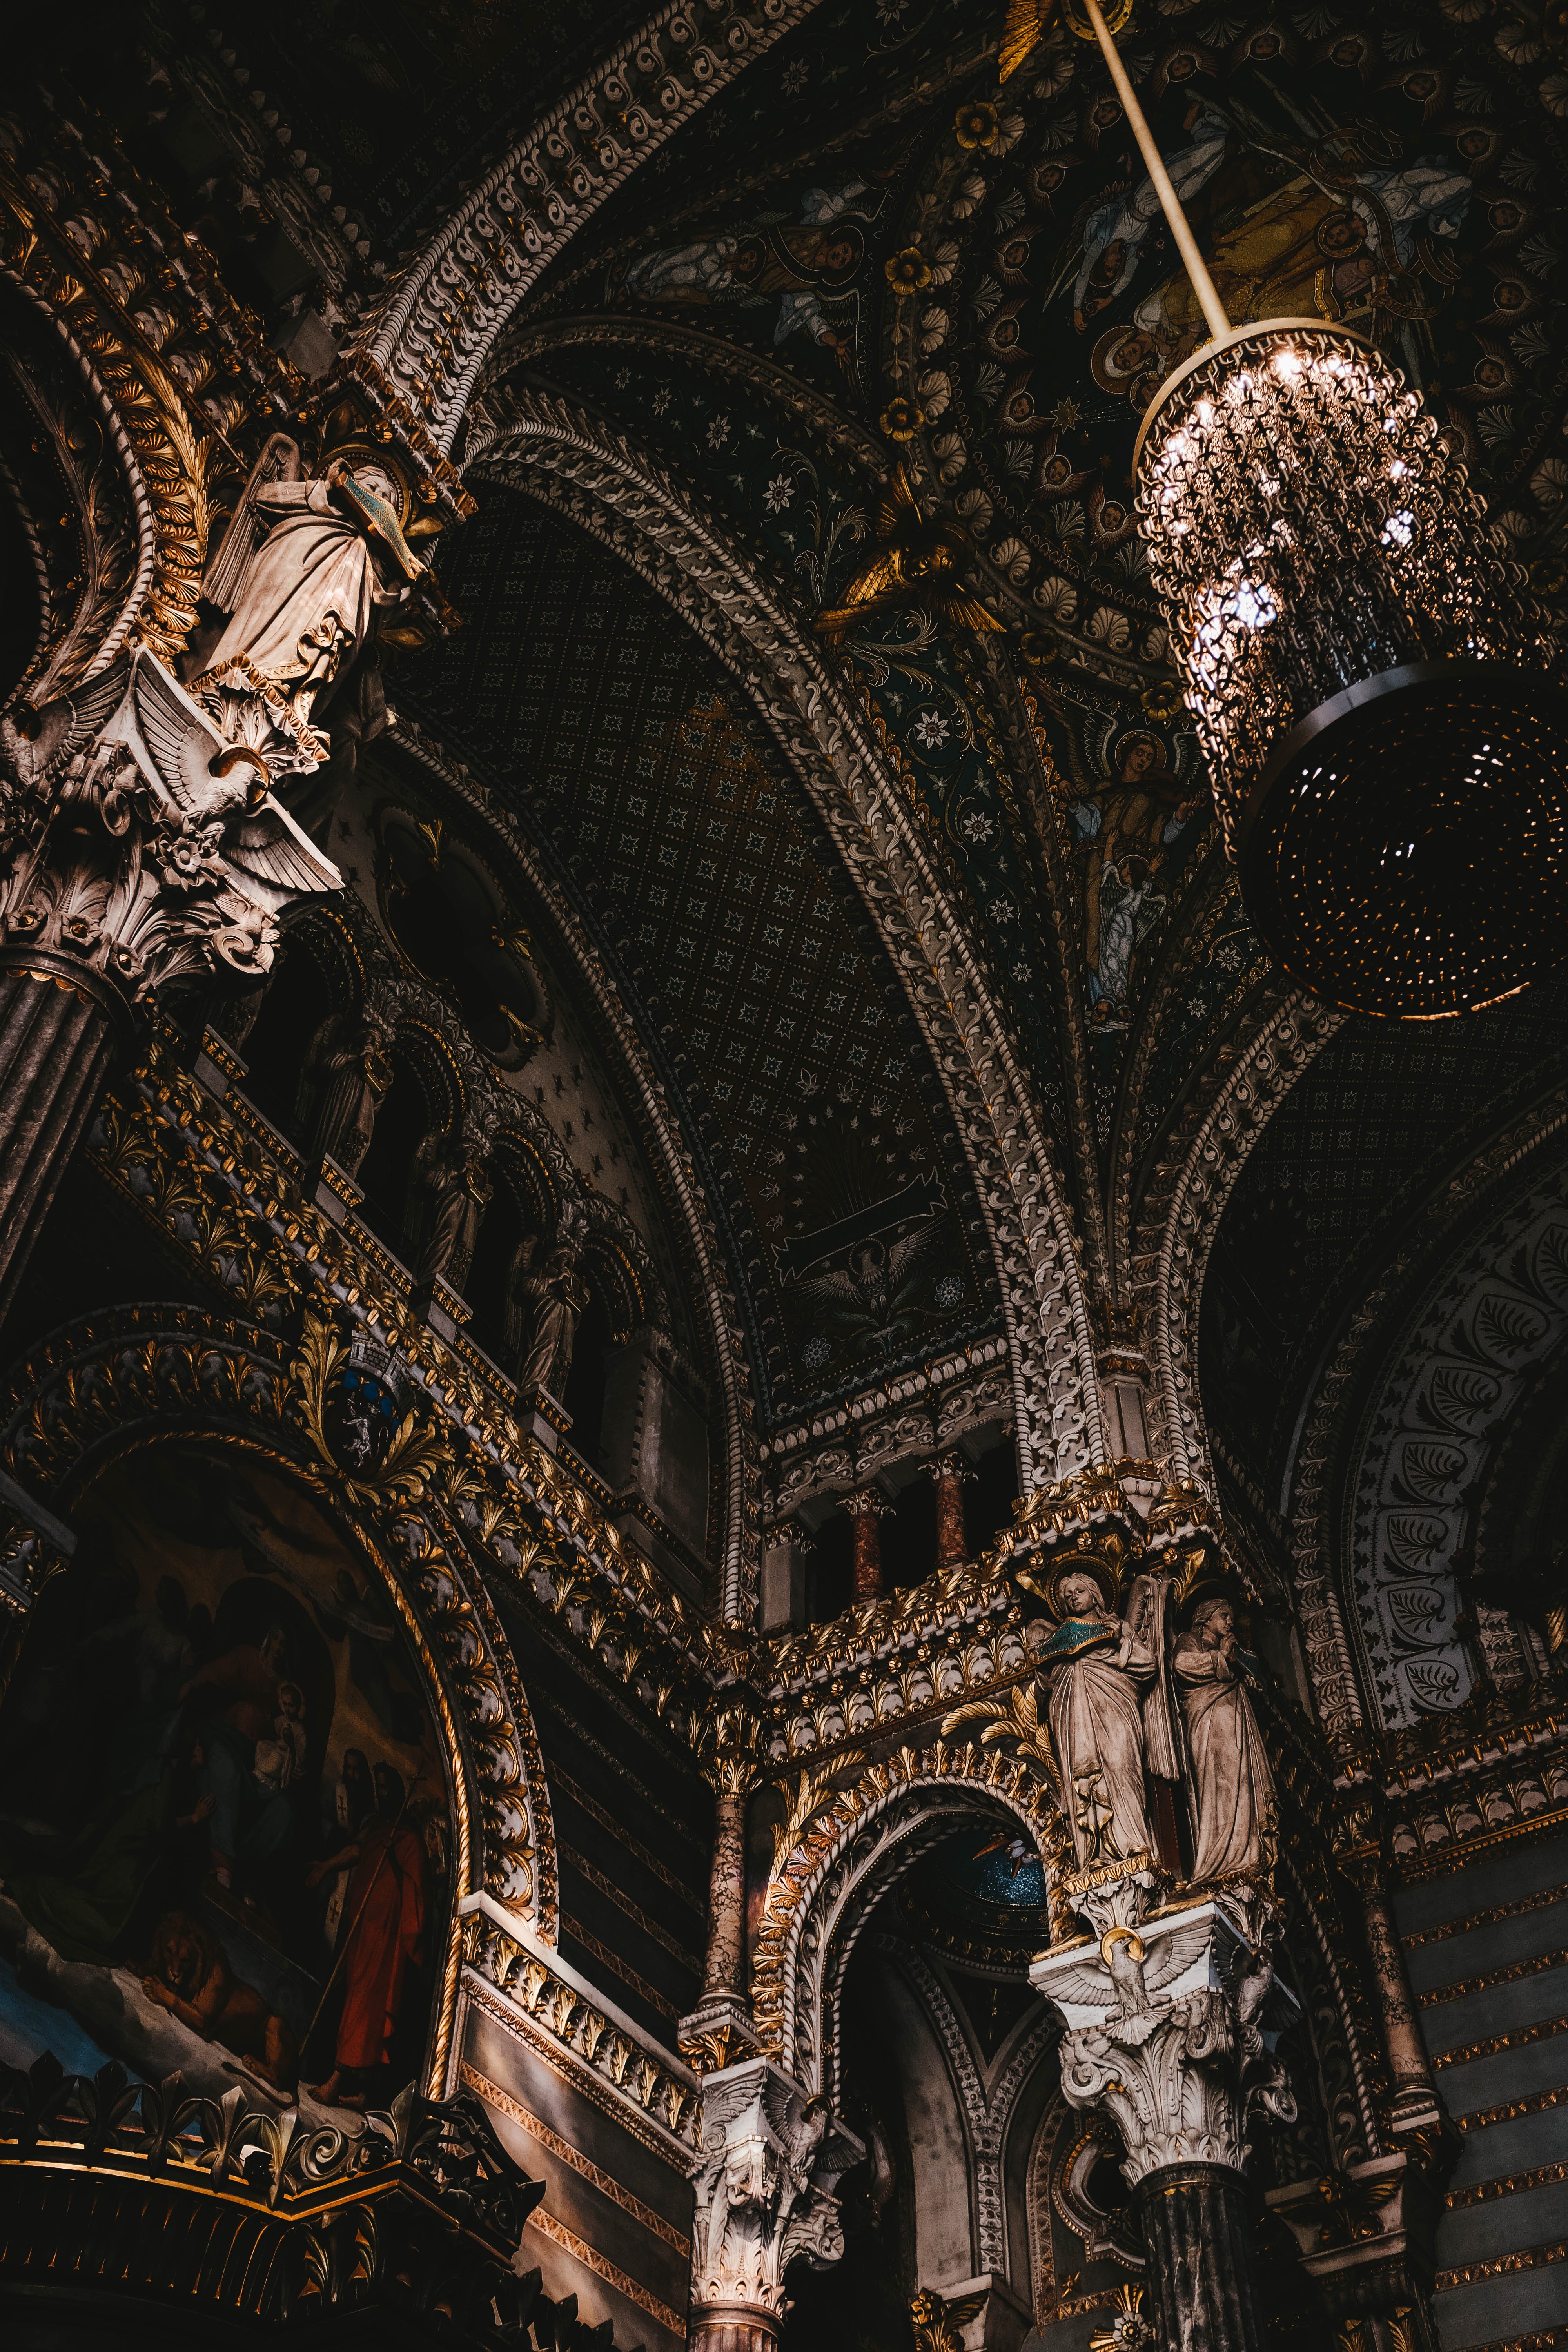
[305, 1012, 389, 1176]
[1037, 1565, 1158, 1872]
[1173, 1598, 1274, 1880]
[516, 1243, 589, 1397]
[414, 1133, 492, 1292]
[198, 436, 425, 758]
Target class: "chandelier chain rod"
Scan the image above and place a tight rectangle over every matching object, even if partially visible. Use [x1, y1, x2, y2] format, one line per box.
[1080, 0, 1233, 345]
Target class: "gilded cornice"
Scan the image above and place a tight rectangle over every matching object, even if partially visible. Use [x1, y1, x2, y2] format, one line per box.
[0, 101, 299, 677]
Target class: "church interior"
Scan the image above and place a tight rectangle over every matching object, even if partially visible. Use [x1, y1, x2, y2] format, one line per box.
[2, 2, 1568, 2348]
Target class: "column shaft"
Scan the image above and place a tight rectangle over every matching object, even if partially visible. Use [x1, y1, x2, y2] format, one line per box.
[0, 958, 123, 1323]
[932, 1460, 968, 1571]
[702, 1789, 748, 2003]
[1360, 1867, 1435, 2094]
[851, 1505, 883, 1602]
[1136, 2163, 1263, 2352]
[689, 2308, 781, 2352]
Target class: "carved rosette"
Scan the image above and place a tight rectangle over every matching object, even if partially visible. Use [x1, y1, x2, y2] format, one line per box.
[688, 2057, 864, 2341]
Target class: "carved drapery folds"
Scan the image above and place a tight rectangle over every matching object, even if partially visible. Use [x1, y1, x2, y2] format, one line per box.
[1009, 1477, 1297, 2352]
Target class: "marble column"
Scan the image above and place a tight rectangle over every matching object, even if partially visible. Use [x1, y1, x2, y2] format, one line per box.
[0, 956, 128, 1320]
[1343, 1822, 1442, 2130]
[702, 1790, 748, 2007]
[0, 649, 342, 1321]
[1033, 1889, 1294, 2352]
[924, 1450, 973, 1573]
[844, 1488, 889, 1602]
[1136, 2164, 1263, 2352]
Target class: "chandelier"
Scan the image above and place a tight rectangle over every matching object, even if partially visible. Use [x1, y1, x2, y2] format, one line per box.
[1060, 0, 1568, 1018]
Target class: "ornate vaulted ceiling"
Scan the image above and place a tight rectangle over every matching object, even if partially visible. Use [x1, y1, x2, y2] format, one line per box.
[84, 0, 1568, 1526]
[403, 492, 1004, 1426]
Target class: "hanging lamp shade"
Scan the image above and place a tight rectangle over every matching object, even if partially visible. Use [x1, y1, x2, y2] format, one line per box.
[1134, 320, 1568, 1018]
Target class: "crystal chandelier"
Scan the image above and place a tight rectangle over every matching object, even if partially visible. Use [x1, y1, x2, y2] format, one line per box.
[1062, 0, 1568, 1018]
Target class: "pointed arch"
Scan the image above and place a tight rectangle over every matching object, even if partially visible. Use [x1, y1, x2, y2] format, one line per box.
[462, 390, 1106, 1493]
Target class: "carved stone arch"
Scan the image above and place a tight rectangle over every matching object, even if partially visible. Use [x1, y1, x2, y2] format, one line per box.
[1129, 988, 1344, 1488]
[489, 1125, 561, 1240]
[390, 715, 759, 1617]
[482, 313, 887, 485]
[753, 1746, 1057, 2100]
[350, 0, 830, 453]
[0, 1301, 557, 2101]
[0, 270, 151, 703]
[289, 902, 370, 1017]
[463, 390, 1105, 1493]
[393, 1014, 468, 1135]
[582, 1188, 668, 1336]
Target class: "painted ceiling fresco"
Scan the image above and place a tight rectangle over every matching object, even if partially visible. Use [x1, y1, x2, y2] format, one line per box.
[403, 490, 1004, 1424]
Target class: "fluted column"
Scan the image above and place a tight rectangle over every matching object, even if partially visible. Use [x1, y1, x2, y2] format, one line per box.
[0, 955, 128, 1319]
[844, 1488, 889, 1602]
[924, 1450, 973, 1572]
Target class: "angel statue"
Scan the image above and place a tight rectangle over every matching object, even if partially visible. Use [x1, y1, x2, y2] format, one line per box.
[1035, 1563, 1158, 1874]
[195, 433, 425, 768]
[1173, 1598, 1275, 1880]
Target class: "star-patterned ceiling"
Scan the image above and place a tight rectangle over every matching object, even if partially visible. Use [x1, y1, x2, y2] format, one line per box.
[403, 486, 1004, 1424]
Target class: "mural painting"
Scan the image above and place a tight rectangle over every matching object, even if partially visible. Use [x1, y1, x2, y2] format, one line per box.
[0, 1445, 448, 2116]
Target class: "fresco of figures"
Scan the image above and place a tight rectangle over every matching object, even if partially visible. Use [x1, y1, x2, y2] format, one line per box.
[0, 1445, 448, 2116]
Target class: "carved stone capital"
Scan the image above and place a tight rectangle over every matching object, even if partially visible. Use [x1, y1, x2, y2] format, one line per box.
[1032, 1895, 1296, 2188]
[1265, 2138, 1457, 2324]
[0, 649, 341, 1018]
[688, 2058, 863, 2324]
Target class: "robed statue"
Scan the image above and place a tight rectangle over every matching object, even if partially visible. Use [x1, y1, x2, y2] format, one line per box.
[515, 1242, 590, 1398]
[1036, 1566, 1161, 1871]
[304, 1011, 390, 1177]
[414, 1132, 492, 1293]
[1173, 1598, 1274, 1879]
[196, 434, 425, 763]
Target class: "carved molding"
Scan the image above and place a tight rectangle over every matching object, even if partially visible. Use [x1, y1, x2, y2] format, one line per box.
[752, 1740, 1060, 2097]
[466, 388, 1105, 1492]
[1289, 1088, 1568, 1744]
[352, 0, 829, 454]
[1129, 989, 1344, 1487]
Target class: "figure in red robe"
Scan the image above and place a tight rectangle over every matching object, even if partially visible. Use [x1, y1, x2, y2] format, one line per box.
[304, 1760, 426, 2106]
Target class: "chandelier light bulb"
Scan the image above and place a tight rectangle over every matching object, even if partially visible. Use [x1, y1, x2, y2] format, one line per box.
[1133, 319, 1568, 1019]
